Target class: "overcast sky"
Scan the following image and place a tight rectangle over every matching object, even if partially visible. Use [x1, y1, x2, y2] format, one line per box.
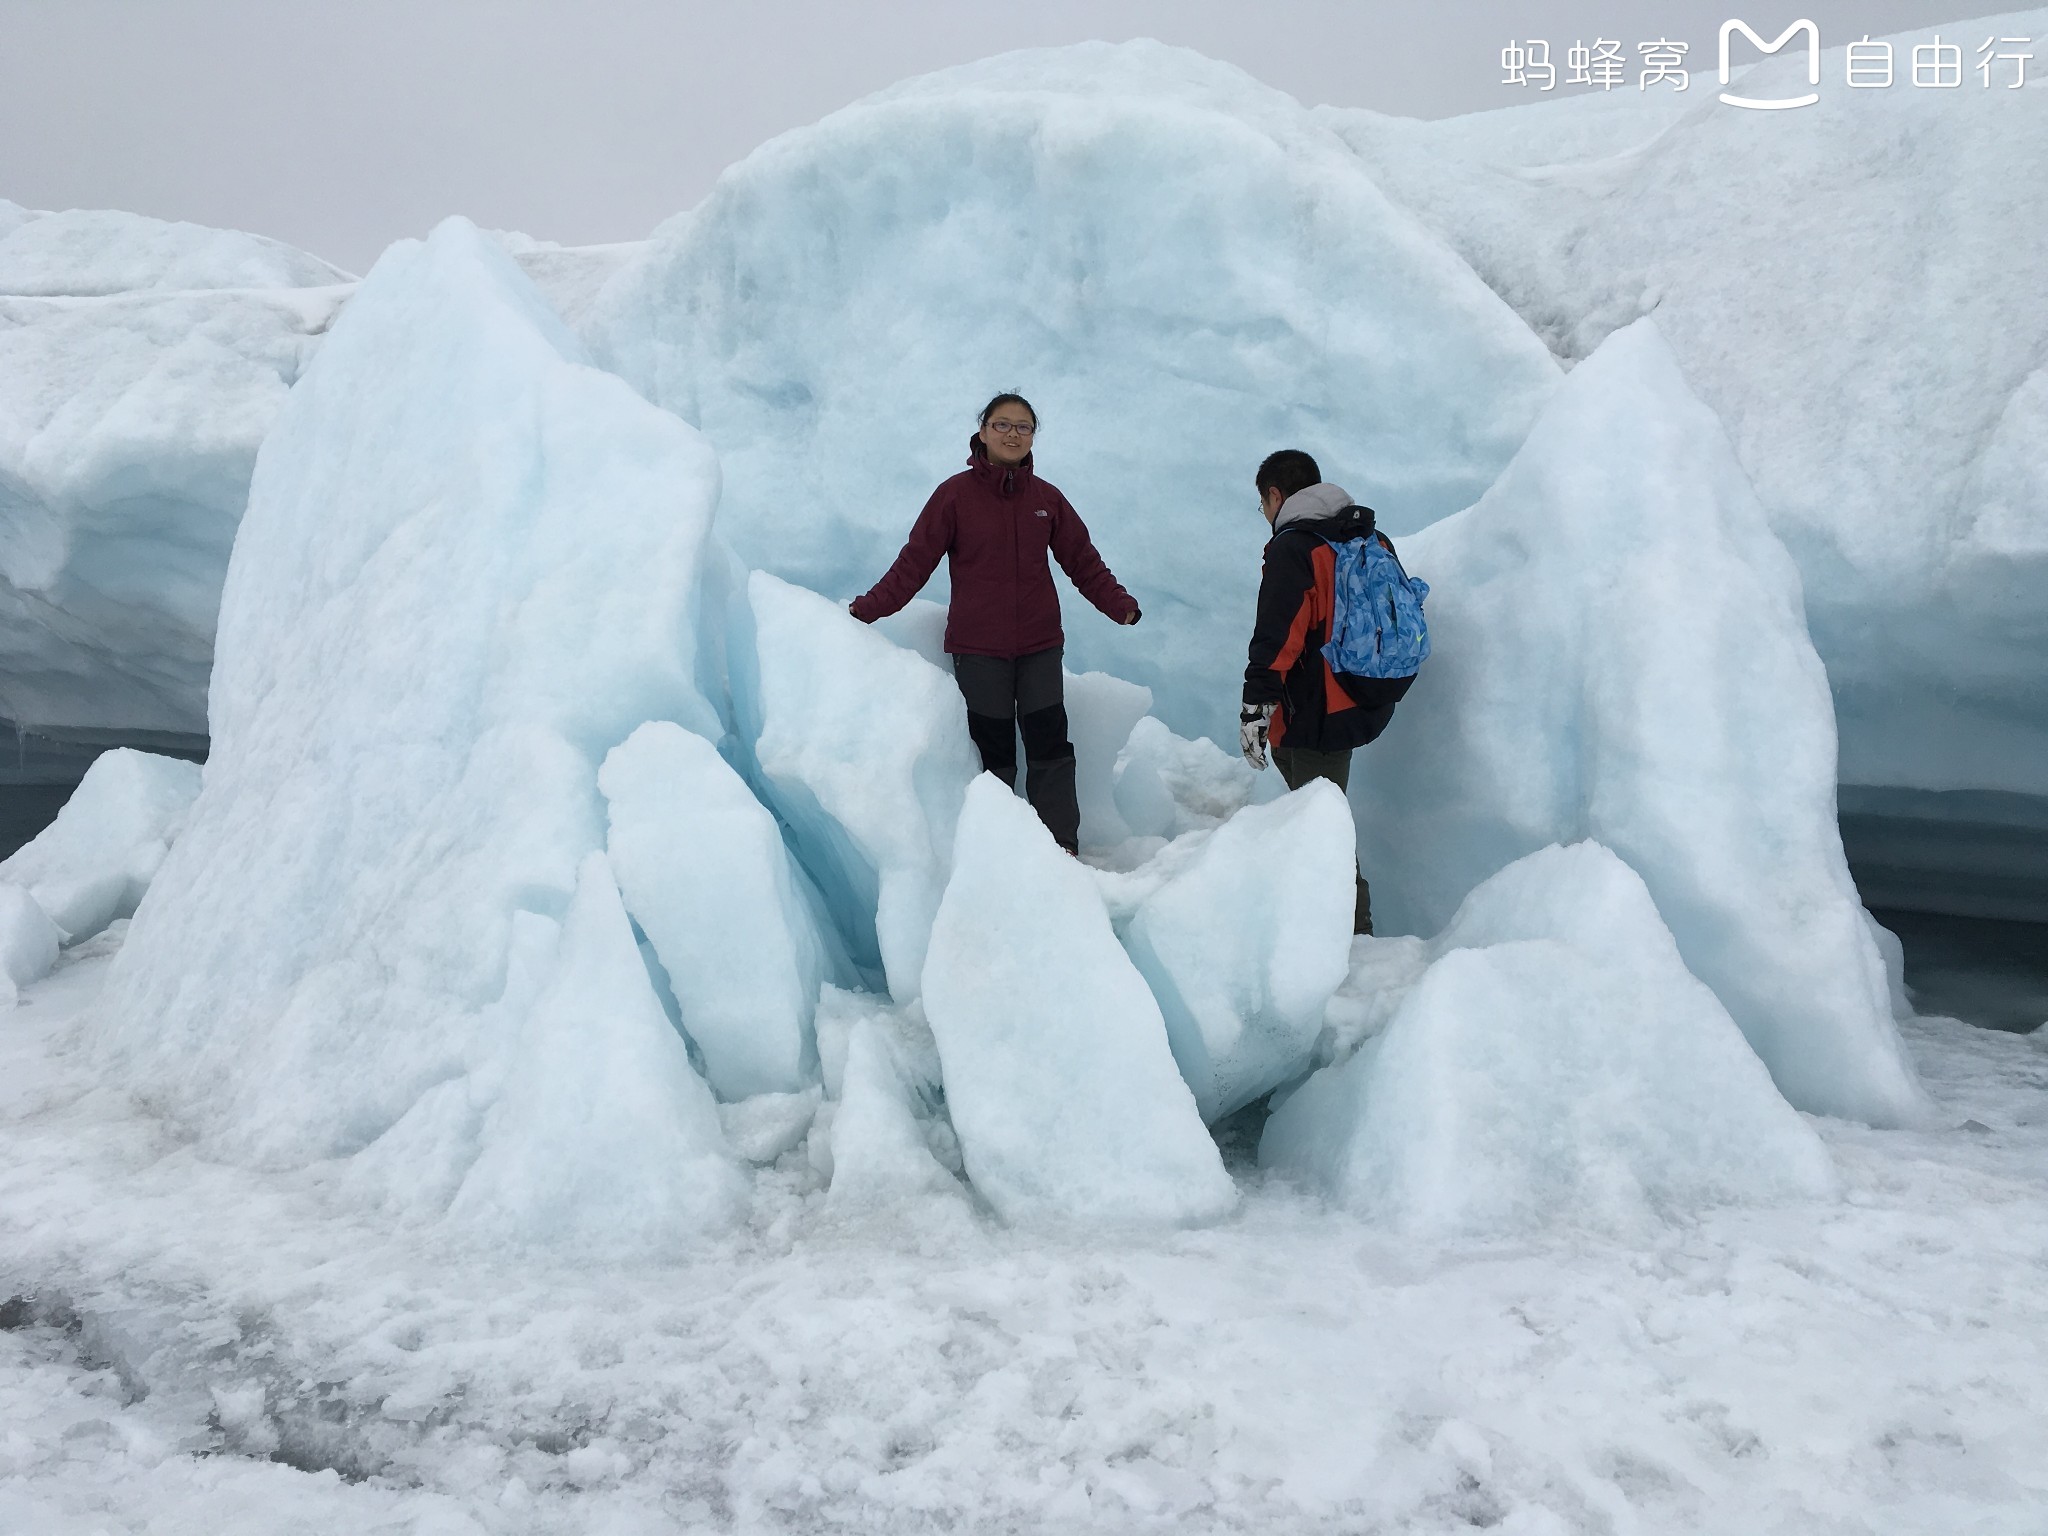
[0, 0, 2013, 271]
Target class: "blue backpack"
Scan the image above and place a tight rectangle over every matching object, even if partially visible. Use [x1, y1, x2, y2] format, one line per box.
[1321, 532, 1430, 681]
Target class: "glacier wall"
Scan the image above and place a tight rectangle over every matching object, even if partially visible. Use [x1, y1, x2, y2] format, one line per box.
[580, 41, 1562, 748]
[6, 30, 2044, 811]
[0, 208, 617, 746]
[64, 212, 1922, 1258]
[1326, 11, 2048, 796]
[0, 204, 352, 296]
[91, 219, 736, 1238]
[0, 201, 351, 740]
[1358, 320, 1927, 1125]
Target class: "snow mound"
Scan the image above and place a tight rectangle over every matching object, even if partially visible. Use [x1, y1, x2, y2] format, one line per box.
[1261, 842, 1839, 1234]
[446, 854, 744, 1251]
[90, 218, 734, 1247]
[1112, 715, 1267, 841]
[586, 39, 1559, 746]
[0, 747, 200, 941]
[0, 206, 353, 296]
[599, 721, 830, 1099]
[0, 883, 62, 1004]
[1330, 19, 2048, 797]
[923, 776, 1237, 1225]
[864, 594, 950, 669]
[738, 571, 980, 1002]
[497, 236, 645, 331]
[1358, 319, 1927, 1127]
[1123, 782, 1355, 1121]
[828, 1015, 965, 1209]
[1064, 668, 1152, 850]
[1, 280, 347, 739]
[717, 1087, 822, 1166]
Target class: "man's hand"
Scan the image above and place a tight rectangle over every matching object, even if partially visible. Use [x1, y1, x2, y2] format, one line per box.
[1239, 702, 1276, 771]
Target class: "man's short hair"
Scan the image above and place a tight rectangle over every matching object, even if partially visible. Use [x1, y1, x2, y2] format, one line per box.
[1256, 450, 1321, 501]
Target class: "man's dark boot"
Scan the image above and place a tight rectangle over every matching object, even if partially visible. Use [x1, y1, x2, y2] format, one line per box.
[1355, 875, 1374, 937]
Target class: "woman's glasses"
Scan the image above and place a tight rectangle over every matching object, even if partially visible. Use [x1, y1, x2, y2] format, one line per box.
[986, 419, 1036, 436]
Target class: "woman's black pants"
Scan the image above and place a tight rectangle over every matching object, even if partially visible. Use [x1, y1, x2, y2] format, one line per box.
[951, 647, 1080, 852]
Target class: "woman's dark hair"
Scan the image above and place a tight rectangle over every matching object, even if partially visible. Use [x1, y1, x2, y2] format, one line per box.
[1255, 449, 1321, 500]
[978, 392, 1038, 429]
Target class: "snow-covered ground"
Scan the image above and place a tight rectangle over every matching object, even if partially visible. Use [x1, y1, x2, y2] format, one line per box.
[4, 938, 2046, 1535]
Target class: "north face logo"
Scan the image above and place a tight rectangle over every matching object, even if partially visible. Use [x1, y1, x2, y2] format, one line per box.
[1033, 508, 1049, 518]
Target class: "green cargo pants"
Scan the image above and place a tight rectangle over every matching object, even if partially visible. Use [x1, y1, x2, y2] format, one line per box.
[1273, 746, 1373, 936]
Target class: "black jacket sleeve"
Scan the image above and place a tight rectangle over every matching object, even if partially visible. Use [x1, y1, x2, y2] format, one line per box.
[1243, 531, 1317, 707]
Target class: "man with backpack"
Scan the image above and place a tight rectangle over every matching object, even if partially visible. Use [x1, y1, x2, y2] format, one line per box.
[1240, 450, 1427, 935]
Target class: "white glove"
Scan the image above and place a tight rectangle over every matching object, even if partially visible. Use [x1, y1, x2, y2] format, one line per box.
[1239, 702, 1276, 771]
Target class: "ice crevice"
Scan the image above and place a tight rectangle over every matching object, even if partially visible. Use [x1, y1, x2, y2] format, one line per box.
[7, 210, 1929, 1255]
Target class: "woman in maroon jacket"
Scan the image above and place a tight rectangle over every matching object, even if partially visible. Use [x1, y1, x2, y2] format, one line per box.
[849, 393, 1141, 852]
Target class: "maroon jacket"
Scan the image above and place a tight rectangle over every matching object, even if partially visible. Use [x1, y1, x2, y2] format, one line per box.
[850, 437, 1137, 658]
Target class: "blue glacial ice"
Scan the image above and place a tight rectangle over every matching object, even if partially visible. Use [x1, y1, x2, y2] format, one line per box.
[1121, 781, 1356, 1123]
[600, 720, 837, 1100]
[736, 571, 980, 1002]
[0, 881, 62, 1003]
[0, 745, 199, 942]
[921, 776, 1238, 1226]
[1356, 319, 1928, 1126]
[7, 37, 2043, 816]
[1326, 24, 2048, 797]
[90, 219, 736, 1230]
[0, 208, 350, 739]
[446, 853, 745, 1252]
[1261, 842, 1842, 1235]
[17, 35, 2027, 1247]
[583, 41, 1561, 748]
[826, 1013, 965, 1212]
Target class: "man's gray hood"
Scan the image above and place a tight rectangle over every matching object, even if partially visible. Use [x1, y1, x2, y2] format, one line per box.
[1272, 482, 1355, 532]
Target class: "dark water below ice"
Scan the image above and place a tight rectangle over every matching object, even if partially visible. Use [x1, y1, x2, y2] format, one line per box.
[0, 722, 205, 861]
[0, 784, 75, 862]
[1841, 786, 2048, 1034]
[1839, 785, 2048, 928]
[1867, 908, 2048, 1034]
[2, 723, 2043, 1036]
